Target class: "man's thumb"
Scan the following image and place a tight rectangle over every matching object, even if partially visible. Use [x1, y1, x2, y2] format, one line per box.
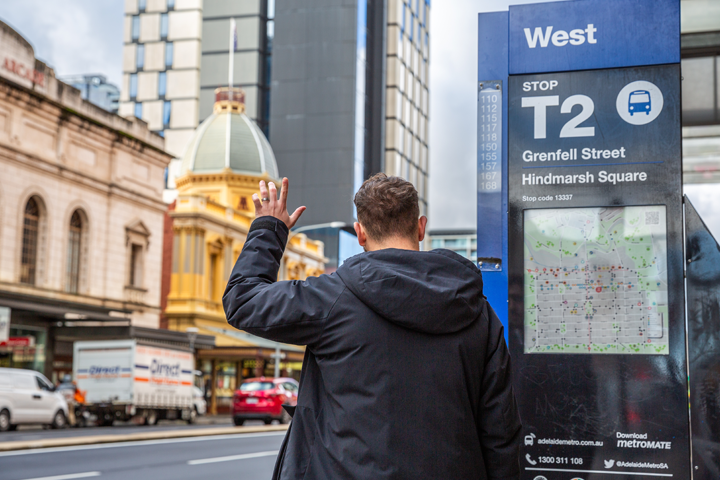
[288, 206, 307, 228]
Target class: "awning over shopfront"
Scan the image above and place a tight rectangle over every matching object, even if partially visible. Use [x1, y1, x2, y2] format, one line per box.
[0, 292, 133, 323]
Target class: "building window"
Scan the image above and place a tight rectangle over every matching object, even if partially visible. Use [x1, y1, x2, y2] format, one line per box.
[131, 16, 140, 41]
[20, 197, 41, 285]
[160, 13, 168, 39]
[136, 44, 145, 69]
[682, 55, 719, 126]
[129, 244, 144, 287]
[125, 220, 150, 293]
[66, 210, 84, 294]
[138, 0, 146, 12]
[134, 102, 143, 119]
[130, 73, 138, 99]
[163, 101, 171, 128]
[158, 72, 166, 97]
[167, 0, 175, 9]
[165, 42, 173, 68]
[209, 253, 218, 301]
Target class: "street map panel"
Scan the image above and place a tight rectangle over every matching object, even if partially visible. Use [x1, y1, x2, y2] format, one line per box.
[524, 206, 669, 355]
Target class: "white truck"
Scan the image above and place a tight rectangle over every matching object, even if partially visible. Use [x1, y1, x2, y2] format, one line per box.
[73, 340, 196, 426]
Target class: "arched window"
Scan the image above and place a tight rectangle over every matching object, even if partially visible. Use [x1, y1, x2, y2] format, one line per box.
[20, 198, 40, 284]
[66, 210, 83, 294]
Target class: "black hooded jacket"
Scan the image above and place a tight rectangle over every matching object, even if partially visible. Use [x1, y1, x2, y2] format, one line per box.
[223, 217, 521, 480]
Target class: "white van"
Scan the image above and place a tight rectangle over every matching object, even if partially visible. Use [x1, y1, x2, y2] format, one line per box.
[0, 367, 69, 431]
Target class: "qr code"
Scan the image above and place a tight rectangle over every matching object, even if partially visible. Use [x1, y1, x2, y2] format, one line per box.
[645, 211, 660, 225]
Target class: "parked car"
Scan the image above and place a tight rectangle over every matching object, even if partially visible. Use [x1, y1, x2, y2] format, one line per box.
[0, 367, 69, 431]
[232, 377, 298, 426]
[193, 386, 207, 417]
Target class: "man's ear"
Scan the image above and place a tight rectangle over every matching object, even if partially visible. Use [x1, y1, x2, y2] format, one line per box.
[354, 222, 367, 247]
[418, 216, 428, 242]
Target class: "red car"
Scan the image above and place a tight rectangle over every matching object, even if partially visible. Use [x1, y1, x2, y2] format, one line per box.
[232, 377, 298, 426]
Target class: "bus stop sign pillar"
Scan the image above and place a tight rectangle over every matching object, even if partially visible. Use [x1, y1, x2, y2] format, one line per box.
[479, 1, 689, 478]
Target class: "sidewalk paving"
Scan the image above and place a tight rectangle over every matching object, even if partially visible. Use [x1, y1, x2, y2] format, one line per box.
[0, 422, 289, 452]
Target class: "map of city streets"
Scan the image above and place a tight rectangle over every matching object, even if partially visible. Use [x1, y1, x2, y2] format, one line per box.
[524, 206, 669, 355]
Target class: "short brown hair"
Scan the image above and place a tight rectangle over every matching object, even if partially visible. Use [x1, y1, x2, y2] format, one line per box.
[353, 173, 420, 242]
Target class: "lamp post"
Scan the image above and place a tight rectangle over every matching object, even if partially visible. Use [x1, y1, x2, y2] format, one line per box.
[291, 221, 347, 234]
[271, 346, 286, 378]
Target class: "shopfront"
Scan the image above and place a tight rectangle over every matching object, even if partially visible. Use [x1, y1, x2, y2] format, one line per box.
[196, 346, 305, 415]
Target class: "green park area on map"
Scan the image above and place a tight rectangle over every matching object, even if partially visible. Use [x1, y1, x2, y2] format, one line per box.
[524, 206, 669, 355]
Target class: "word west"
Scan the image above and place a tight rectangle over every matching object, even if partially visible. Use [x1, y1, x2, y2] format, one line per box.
[524, 24, 598, 48]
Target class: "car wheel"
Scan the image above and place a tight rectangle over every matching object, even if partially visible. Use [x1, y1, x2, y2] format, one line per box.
[281, 409, 292, 425]
[186, 407, 197, 425]
[263, 419, 272, 425]
[0, 410, 10, 432]
[51, 410, 67, 429]
[233, 417, 245, 426]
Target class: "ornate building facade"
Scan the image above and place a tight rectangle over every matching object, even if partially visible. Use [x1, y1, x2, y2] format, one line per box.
[0, 20, 198, 382]
[163, 87, 327, 413]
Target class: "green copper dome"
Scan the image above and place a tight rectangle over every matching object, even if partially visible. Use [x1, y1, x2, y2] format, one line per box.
[180, 104, 279, 179]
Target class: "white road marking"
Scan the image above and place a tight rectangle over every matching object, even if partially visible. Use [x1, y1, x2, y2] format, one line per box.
[0, 432, 286, 457]
[527, 467, 672, 477]
[19, 472, 101, 480]
[187, 450, 278, 465]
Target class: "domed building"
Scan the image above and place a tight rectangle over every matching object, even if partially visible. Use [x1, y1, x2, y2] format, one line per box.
[164, 88, 327, 414]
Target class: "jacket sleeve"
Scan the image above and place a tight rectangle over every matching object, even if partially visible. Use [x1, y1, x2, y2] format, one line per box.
[222, 217, 343, 348]
[478, 302, 522, 480]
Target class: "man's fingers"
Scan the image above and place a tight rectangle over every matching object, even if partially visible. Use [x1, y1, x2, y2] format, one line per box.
[251, 193, 263, 212]
[288, 206, 307, 229]
[259, 180, 269, 203]
[279, 177, 289, 210]
[268, 182, 278, 209]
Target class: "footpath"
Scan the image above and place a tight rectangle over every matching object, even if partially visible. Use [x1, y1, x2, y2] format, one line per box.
[0, 416, 289, 452]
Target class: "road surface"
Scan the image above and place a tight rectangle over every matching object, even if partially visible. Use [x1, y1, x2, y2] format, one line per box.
[0, 418, 274, 443]
[1, 431, 285, 480]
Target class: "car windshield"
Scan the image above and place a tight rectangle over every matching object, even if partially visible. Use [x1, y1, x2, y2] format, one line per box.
[630, 93, 649, 103]
[240, 382, 274, 392]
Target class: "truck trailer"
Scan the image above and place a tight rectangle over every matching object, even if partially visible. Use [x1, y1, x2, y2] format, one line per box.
[73, 340, 196, 426]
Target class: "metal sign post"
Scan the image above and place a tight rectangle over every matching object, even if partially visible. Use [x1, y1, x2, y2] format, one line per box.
[479, 1, 687, 478]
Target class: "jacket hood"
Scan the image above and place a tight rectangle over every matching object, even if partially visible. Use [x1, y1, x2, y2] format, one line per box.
[335, 249, 485, 335]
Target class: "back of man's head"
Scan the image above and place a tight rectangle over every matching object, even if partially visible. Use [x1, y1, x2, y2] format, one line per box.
[354, 173, 420, 243]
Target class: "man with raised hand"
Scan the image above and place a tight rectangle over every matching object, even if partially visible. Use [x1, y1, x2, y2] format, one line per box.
[223, 174, 521, 480]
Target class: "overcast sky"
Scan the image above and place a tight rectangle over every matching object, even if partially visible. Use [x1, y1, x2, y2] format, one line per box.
[0, 0, 547, 232]
[2, 0, 716, 236]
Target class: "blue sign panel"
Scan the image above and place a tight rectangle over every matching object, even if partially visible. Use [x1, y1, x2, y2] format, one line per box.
[478, 11, 510, 343]
[509, 0, 680, 75]
[477, 81, 503, 272]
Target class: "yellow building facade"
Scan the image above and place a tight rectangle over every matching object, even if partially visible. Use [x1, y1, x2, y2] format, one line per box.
[164, 88, 327, 413]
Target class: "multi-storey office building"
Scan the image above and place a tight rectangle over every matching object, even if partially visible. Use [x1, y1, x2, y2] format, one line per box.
[428, 230, 477, 262]
[119, 0, 272, 158]
[270, 0, 430, 227]
[59, 74, 121, 114]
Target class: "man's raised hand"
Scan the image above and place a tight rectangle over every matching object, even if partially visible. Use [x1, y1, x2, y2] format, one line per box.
[252, 177, 306, 229]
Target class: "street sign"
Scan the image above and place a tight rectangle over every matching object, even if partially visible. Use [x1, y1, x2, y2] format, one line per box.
[477, 80, 504, 271]
[509, 0, 680, 74]
[479, 1, 687, 478]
